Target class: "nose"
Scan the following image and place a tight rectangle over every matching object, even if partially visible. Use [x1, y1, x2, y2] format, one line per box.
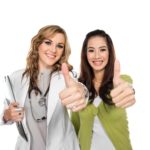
[95, 49, 100, 58]
[50, 43, 56, 53]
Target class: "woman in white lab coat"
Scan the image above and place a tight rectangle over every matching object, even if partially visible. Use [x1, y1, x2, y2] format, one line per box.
[0, 25, 87, 150]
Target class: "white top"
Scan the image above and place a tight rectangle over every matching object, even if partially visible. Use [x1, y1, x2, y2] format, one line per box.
[25, 70, 50, 150]
[90, 96, 115, 150]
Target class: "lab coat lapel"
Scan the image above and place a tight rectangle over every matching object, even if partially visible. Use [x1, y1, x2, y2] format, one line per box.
[18, 76, 29, 107]
[47, 72, 65, 125]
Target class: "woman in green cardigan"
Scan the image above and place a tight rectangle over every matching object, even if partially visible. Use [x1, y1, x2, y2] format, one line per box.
[71, 29, 135, 150]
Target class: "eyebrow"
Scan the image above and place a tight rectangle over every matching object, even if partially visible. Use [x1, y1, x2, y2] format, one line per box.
[87, 46, 107, 49]
[45, 39, 65, 45]
[57, 42, 65, 45]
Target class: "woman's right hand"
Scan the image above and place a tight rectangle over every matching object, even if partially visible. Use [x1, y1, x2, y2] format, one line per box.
[3, 102, 24, 122]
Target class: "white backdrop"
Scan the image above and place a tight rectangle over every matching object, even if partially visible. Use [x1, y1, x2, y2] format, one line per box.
[0, 0, 149, 149]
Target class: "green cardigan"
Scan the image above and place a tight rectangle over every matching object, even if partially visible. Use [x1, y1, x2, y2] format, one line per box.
[71, 75, 133, 150]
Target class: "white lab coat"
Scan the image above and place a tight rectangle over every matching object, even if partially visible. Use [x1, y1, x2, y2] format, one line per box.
[0, 69, 80, 150]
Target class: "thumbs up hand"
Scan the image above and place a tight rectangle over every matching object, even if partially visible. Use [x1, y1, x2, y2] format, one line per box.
[61, 63, 76, 88]
[59, 63, 88, 112]
[110, 59, 135, 108]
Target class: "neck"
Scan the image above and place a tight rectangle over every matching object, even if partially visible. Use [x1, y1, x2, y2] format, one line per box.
[94, 79, 102, 83]
[94, 70, 104, 82]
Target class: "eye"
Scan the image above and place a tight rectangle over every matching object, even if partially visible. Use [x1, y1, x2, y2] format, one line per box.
[87, 49, 94, 52]
[57, 44, 64, 49]
[43, 40, 52, 45]
[100, 48, 106, 51]
[99, 46, 108, 52]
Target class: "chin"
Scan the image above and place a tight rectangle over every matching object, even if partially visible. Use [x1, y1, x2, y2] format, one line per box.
[94, 67, 105, 72]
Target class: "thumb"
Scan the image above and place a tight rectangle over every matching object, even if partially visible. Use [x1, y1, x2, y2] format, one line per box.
[9, 101, 19, 108]
[61, 63, 73, 87]
[113, 59, 121, 87]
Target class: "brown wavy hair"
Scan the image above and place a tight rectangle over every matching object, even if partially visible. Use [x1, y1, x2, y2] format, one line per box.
[78, 29, 115, 105]
[23, 25, 72, 95]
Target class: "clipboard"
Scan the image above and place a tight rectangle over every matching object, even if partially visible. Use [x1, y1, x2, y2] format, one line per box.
[5, 75, 28, 142]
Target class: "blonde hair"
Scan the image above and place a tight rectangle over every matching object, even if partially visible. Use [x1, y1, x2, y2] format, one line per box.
[23, 25, 72, 94]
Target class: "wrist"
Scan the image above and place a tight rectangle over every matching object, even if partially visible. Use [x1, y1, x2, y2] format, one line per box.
[3, 110, 10, 123]
[3, 116, 9, 123]
[78, 82, 89, 105]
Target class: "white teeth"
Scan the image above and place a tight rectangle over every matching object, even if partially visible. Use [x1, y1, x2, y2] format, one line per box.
[46, 53, 55, 58]
[93, 60, 103, 65]
[94, 62, 102, 65]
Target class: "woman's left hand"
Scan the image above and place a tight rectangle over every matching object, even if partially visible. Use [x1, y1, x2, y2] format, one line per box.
[59, 63, 88, 112]
[110, 60, 136, 108]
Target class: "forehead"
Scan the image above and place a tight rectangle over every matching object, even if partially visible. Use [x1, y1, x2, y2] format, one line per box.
[47, 33, 65, 43]
[87, 36, 107, 46]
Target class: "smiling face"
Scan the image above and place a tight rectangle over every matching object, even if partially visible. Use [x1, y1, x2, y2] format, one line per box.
[87, 36, 109, 74]
[38, 33, 65, 71]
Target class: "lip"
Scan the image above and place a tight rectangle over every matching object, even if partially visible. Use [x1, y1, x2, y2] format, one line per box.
[45, 53, 56, 59]
[92, 59, 103, 65]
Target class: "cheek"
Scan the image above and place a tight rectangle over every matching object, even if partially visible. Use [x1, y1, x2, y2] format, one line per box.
[38, 43, 48, 53]
[60, 49, 64, 56]
[38, 49, 43, 59]
[106, 53, 109, 61]
[87, 53, 92, 61]
[103, 52, 109, 60]
[38, 45, 44, 54]
[57, 50, 64, 59]
[38, 44, 44, 51]
[104, 54, 109, 65]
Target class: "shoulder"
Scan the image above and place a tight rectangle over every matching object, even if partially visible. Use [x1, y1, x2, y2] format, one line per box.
[10, 69, 25, 76]
[120, 74, 133, 84]
[9, 69, 25, 79]
[70, 70, 78, 78]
